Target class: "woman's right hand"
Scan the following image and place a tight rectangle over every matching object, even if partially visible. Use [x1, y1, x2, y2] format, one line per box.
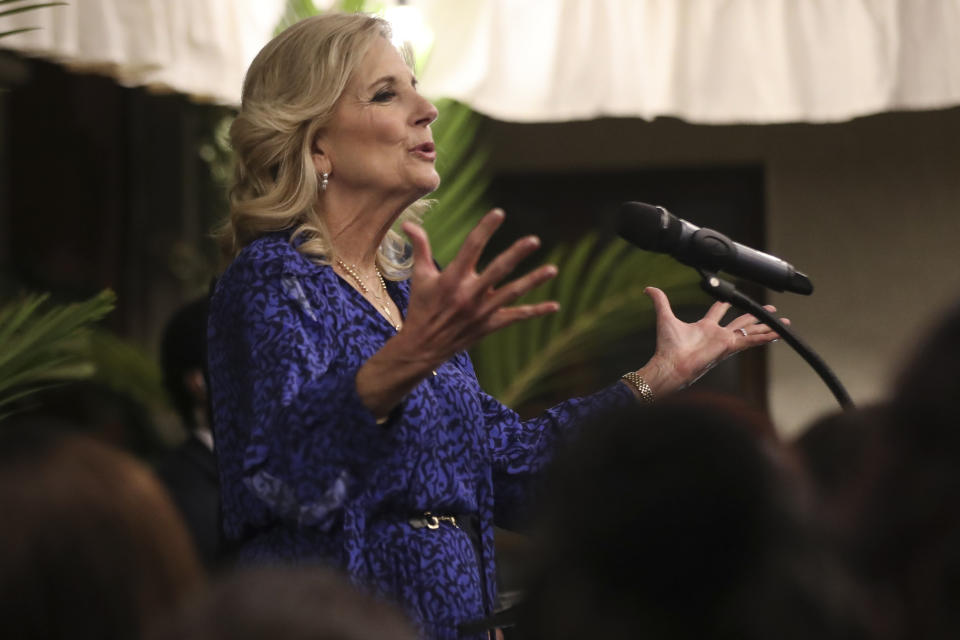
[398, 208, 559, 369]
[356, 209, 559, 419]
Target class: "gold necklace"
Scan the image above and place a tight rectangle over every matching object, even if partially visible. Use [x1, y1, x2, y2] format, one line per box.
[336, 259, 400, 331]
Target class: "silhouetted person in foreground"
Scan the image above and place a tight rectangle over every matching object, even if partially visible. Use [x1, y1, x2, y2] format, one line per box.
[848, 298, 960, 640]
[521, 401, 868, 640]
[148, 565, 418, 640]
[0, 426, 204, 639]
[793, 404, 887, 513]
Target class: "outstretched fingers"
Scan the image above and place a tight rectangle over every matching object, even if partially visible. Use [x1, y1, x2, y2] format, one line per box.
[729, 304, 791, 332]
[704, 300, 733, 323]
[478, 234, 543, 291]
[740, 330, 780, 347]
[477, 264, 558, 317]
[727, 314, 757, 332]
[448, 209, 506, 277]
[483, 301, 561, 334]
[727, 304, 777, 331]
[733, 310, 792, 345]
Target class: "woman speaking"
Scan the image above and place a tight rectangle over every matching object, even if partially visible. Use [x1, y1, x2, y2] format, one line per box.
[207, 13, 781, 640]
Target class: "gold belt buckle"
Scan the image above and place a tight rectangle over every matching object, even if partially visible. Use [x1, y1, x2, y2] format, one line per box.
[418, 511, 457, 530]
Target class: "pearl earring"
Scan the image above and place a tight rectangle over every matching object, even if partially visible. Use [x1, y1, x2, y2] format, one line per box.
[320, 171, 329, 191]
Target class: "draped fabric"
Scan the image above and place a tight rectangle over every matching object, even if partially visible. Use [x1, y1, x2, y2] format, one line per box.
[416, 0, 960, 124]
[3, 0, 958, 121]
[0, 0, 285, 104]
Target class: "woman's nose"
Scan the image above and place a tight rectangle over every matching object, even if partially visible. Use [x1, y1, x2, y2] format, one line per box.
[414, 96, 438, 127]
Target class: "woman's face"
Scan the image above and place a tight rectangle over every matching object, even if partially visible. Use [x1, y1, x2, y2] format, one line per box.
[315, 37, 440, 203]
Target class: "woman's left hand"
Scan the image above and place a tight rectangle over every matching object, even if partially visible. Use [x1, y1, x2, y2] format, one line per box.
[636, 286, 789, 396]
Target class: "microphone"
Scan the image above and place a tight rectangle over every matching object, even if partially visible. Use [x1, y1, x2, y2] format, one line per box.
[617, 201, 813, 295]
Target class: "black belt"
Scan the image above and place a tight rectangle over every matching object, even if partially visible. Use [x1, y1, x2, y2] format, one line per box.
[408, 511, 460, 529]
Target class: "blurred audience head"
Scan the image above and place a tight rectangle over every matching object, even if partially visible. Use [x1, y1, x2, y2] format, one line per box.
[521, 400, 866, 640]
[148, 565, 418, 640]
[793, 404, 886, 508]
[888, 297, 960, 446]
[673, 390, 781, 445]
[161, 297, 210, 431]
[848, 299, 960, 639]
[0, 424, 204, 639]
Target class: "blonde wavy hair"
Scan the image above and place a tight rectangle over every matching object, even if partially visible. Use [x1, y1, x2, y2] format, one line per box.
[218, 13, 429, 279]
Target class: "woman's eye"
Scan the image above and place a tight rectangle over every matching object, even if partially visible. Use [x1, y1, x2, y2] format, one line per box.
[371, 90, 396, 103]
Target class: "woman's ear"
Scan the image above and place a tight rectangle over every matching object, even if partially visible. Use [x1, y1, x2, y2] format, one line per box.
[311, 136, 331, 175]
[311, 147, 330, 176]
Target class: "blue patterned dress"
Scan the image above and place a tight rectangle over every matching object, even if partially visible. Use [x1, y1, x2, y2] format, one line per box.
[207, 232, 635, 639]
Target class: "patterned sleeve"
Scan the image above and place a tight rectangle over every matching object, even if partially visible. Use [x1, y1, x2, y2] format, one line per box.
[478, 380, 637, 529]
[209, 253, 391, 536]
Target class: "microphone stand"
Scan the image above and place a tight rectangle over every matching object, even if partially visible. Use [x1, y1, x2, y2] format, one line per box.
[698, 269, 854, 411]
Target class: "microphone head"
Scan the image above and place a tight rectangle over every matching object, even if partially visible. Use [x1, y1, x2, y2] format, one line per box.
[617, 201, 681, 252]
[789, 271, 814, 295]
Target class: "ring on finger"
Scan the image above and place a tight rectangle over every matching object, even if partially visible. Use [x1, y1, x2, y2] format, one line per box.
[738, 328, 748, 337]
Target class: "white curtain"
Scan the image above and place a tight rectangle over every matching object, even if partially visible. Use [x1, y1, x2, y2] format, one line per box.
[416, 0, 960, 124]
[0, 0, 285, 104]
[4, 0, 959, 122]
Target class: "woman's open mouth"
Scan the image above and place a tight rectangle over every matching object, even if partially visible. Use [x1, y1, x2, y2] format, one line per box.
[410, 142, 436, 161]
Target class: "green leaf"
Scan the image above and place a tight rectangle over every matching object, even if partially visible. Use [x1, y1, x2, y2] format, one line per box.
[0, 292, 47, 346]
[275, 0, 320, 34]
[88, 330, 167, 413]
[468, 234, 706, 407]
[0, 382, 61, 416]
[0, 27, 38, 38]
[0, 289, 115, 414]
[274, 0, 373, 33]
[0, 2, 66, 18]
[0, 355, 91, 394]
[339, 0, 369, 13]
[421, 101, 493, 266]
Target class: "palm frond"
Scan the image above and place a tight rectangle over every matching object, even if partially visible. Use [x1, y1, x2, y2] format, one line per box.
[88, 330, 168, 414]
[0, 1, 66, 41]
[0, 289, 115, 415]
[471, 235, 707, 407]
[0, 26, 36, 37]
[0, 2, 65, 18]
[274, 0, 374, 34]
[339, 0, 370, 12]
[275, 0, 320, 34]
[421, 99, 493, 265]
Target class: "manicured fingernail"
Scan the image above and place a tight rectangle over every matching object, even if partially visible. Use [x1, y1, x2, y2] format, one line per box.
[544, 264, 557, 276]
[491, 208, 505, 219]
[527, 236, 541, 248]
